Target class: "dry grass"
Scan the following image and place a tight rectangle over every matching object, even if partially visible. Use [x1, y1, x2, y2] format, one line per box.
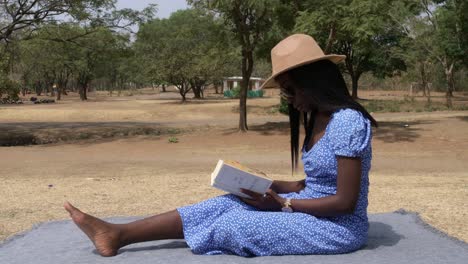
[368, 172, 468, 242]
[0, 89, 467, 244]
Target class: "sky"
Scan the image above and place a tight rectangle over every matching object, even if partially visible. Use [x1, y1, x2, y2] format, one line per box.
[116, 0, 189, 18]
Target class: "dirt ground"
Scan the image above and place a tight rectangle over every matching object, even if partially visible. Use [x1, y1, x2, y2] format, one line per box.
[0, 89, 467, 243]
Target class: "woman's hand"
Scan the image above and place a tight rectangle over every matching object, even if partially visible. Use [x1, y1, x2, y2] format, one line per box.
[240, 189, 285, 211]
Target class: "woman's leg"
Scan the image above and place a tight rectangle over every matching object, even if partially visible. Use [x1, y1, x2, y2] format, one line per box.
[64, 202, 183, 257]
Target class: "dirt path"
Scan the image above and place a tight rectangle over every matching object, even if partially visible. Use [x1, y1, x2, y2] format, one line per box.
[0, 92, 467, 243]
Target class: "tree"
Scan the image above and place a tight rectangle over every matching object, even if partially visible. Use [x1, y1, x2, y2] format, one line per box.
[17, 22, 136, 100]
[430, 0, 465, 106]
[1, 0, 115, 98]
[390, 0, 466, 107]
[295, 0, 409, 99]
[135, 9, 235, 102]
[136, 16, 192, 102]
[454, 0, 468, 67]
[1, 0, 155, 100]
[0, 0, 115, 43]
[189, 0, 278, 131]
[19, 23, 81, 99]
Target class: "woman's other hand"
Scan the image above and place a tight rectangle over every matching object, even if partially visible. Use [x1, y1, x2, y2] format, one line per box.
[240, 189, 285, 211]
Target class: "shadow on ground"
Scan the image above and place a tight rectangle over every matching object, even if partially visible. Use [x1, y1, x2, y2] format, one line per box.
[160, 98, 233, 105]
[222, 121, 289, 136]
[372, 120, 434, 143]
[363, 222, 404, 250]
[0, 122, 179, 146]
[115, 241, 189, 255]
[231, 104, 280, 115]
[454, 116, 468, 122]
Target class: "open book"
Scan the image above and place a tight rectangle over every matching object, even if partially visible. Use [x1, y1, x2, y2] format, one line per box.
[211, 160, 273, 198]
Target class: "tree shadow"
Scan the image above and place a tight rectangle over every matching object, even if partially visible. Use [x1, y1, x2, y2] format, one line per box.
[454, 116, 468, 123]
[0, 122, 171, 146]
[0, 121, 166, 130]
[160, 98, 233, 105]
[373, 120, 434, 143]
[452, 94, 468, 102]
[363, 222, 405, 250]
[222, 121, 289, 136]
[230, 104, 280, 113]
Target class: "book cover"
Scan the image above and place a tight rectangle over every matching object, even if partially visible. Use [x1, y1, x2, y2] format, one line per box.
[211, 160, 273, 198]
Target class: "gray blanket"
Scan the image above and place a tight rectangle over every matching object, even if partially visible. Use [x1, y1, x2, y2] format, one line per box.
[1, 210, 467, 264]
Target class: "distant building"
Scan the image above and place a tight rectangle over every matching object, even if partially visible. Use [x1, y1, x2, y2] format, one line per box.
[222, 76, 265, 92]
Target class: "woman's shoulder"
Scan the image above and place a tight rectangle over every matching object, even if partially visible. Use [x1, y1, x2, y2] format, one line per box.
[327, 108, 372, 157]
[329, 108, 370, 130]
[331, 108, 367, 122]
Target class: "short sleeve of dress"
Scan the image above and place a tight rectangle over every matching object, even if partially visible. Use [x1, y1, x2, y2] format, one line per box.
[327, 108, 371, 158]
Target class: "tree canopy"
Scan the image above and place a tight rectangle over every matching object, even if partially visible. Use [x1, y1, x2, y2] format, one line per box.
[1, 0, 466, 111]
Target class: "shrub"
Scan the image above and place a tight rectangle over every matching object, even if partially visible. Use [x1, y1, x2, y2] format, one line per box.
[247, 90, 263, 98]
[168, 137, 179, 143]
[224, 86, 264, 98]
[0, 78, 20, 100]
[278, 98, 289, 115]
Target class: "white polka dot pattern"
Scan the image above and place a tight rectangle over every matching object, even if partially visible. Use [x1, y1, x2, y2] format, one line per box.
[177, 108, 372, 256]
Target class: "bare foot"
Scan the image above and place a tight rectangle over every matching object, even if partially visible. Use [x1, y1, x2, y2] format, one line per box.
[64, 202, 122, 257]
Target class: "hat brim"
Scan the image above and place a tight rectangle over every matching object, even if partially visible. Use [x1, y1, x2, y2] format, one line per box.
[260, 54, 346, 90]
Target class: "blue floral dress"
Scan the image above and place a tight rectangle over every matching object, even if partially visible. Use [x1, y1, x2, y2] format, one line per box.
[177, 108, 372, 256]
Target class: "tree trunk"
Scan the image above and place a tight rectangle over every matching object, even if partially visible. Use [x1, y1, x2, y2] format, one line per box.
[200, 85, 204, 98]
[176, 82, 191, 103]
[419, 62, 428, 97]
[161, 84, 166, 92]
[351, 74, 360, 99]
[62, 74, 70, 96]
[34, 82, 42, 96]
[79, 83, 88, 100]
[179, 84, 187, 103]
[56, 78, 65, 101]
[78, 71, 90, 101]
[445, 63, 454, 108]
[239, 49, 254, 132]
[192, 83, 202, 99]
[445, 66, 454, 97]
[214, 84, 219, 94]
[438, 56, 455, 108]
[324, 24, 336, 54]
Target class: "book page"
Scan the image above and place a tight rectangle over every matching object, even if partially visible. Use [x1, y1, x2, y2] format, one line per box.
[223, 160, 268, 178]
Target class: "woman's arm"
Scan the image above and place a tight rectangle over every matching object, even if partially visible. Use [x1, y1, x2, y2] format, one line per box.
[286, 156, 362, 216]
[241, 156, 362, 217]
[271, 179, 305, 194]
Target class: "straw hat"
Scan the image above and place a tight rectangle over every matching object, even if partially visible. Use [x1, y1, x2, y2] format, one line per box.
[260, 34, 346, 89]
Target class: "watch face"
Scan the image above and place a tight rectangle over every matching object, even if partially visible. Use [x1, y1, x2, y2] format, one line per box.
[282, 207, 293, 213]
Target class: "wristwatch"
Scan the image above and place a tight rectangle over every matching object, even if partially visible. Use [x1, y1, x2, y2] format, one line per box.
[281, 198, 293, 213]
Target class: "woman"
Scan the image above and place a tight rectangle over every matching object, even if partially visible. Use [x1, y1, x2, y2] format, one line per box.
[64, 34, 378, 257]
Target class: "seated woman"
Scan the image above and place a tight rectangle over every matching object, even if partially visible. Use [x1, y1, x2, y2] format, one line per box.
[64, 34, 378, 257]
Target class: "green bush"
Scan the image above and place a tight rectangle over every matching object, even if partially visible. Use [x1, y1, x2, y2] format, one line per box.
[279, 98, 289, 115]
[168, 137, 179, 143]
[247, 90, 263, 98]
[0, 78, 20, 100]
[224, 86, 264, 98]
